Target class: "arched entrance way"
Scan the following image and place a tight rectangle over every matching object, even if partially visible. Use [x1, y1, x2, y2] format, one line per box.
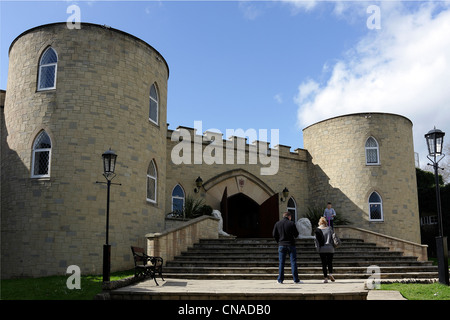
[204, 169, 280, 238]
[227, 193, 260, 238]
[220, 187, 279, 238]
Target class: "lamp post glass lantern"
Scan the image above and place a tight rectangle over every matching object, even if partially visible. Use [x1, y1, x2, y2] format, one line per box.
[102, 148, 117, 178]
[425, 128, 449, 285]
[280, 187, 289, 202]
[194, 176, 203, 193]
[282, 187, 289, 199]
[425, 127, 445, 157]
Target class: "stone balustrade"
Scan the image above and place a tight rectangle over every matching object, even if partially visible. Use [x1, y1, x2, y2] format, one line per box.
[146, 215, 219, 265]
[335, 226, 428, 261]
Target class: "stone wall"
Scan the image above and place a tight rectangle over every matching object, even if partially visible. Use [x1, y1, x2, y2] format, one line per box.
[146, 215, 219, 265]
[336, 226, 428, 261]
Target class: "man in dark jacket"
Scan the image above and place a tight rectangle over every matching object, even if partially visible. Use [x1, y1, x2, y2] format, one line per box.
[272, 212, 301, 284]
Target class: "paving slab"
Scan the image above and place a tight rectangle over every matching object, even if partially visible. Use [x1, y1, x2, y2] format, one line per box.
[110, 278, 373, 300]
[367, 290, 406, 300]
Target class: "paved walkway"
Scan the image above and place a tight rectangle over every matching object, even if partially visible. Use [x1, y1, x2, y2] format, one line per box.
[109, 278, 406, 300]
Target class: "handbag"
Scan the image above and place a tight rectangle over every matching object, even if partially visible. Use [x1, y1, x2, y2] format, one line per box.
[315, 228, 325, 246]
[332, 231, 341, 248]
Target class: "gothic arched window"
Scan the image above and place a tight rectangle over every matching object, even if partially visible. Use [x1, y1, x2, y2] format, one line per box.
[368, 191, 383, 221]
[146, 160, 157, 203]
[171, 184, 185, 214]
[365, 137, 380, 165]
[38, 47, 58, 91]
[32, 131, 52, 178]
[149, 83, 159, 125]
[287, 197, 297, 222]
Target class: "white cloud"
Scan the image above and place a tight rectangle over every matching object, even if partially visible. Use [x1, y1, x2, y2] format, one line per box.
[295, 2, 450, 167]
[239, 1, 264, 20]
[274, 93, 283, 104]
[281, 0, 319, 13]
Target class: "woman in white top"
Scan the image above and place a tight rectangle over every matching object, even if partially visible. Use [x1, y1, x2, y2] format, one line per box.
[314, 217, 335, 283]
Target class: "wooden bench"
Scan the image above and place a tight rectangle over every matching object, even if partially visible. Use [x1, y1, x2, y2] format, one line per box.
[131, 246, 164, 286]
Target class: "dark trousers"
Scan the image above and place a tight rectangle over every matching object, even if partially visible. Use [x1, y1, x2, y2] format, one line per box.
[319, 253, 334, 277]
[278, 245, 300, 283]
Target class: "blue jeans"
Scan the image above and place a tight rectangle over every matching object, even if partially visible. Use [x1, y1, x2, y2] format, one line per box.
[277, 245, 300, 283]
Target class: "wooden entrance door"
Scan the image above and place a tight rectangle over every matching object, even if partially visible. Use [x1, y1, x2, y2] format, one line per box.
[220, 187, 228, 232]
[258, 193, 280, 238]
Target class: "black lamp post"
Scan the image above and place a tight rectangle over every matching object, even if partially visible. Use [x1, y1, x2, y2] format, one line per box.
[97, 148, 120, 284]
[425, 127, 449, 285]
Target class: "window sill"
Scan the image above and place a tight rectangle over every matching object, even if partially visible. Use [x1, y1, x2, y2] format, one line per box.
[148, 118, 160, 127]
[30, 177, 52, 185]
[36, 88, 56, 93]
[31, 176, 51, 180]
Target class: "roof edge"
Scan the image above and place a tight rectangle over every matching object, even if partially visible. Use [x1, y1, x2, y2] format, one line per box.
[302, 112, 413, 132]
[8, 22, 169, 78]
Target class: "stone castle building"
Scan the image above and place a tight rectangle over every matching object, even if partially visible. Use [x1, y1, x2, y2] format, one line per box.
[1, 23, 421, 278]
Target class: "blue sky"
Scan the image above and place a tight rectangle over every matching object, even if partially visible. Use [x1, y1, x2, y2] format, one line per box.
[1, 1, 450, 168]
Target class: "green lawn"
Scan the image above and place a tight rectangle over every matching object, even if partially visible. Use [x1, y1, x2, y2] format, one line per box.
[380, 282, 450, 300]
[0, 269, 135, 300]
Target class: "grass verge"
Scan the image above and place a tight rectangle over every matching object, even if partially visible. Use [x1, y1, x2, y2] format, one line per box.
[380, 282, 450, 300]
[1, 269, 135, 300]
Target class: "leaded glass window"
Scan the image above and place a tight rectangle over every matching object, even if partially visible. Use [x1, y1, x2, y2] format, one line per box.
[149, 84, 158, 125]
[365, 137, 380, 165]
[287, 197, 297, 221]
[172, 184, 185, 214]
[369, 191, 383, 221]
[32, 131, 51, 178]
[147, 160, 157, 203]
[38, 47, 57, 90]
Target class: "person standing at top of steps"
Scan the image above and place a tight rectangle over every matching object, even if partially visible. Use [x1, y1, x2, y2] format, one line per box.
[323, 202, 336, 229]
[272, 212, 302, 284]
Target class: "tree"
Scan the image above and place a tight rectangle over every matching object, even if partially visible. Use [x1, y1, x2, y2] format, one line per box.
[421, 144, 449, 184]
[416, 168, 450, 257]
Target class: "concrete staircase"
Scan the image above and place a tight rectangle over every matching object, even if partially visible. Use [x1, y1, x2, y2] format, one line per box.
[163, 237, 438, 280]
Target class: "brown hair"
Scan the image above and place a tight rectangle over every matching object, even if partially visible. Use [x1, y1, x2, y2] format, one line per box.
[319, 217, 328, 226]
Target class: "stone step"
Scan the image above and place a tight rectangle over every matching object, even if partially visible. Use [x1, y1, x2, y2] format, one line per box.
[169, 253, 423, 262]
[194, 239, 372, 248]
[187, 246, 391, 253]
[161, 271, 440, 280]
[198, 237, 365, 243]
[177, 251, 407, 259]
[196, 239, 368, 246]
[163, 266, 438, 275]
[166, 260, 431, 268]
